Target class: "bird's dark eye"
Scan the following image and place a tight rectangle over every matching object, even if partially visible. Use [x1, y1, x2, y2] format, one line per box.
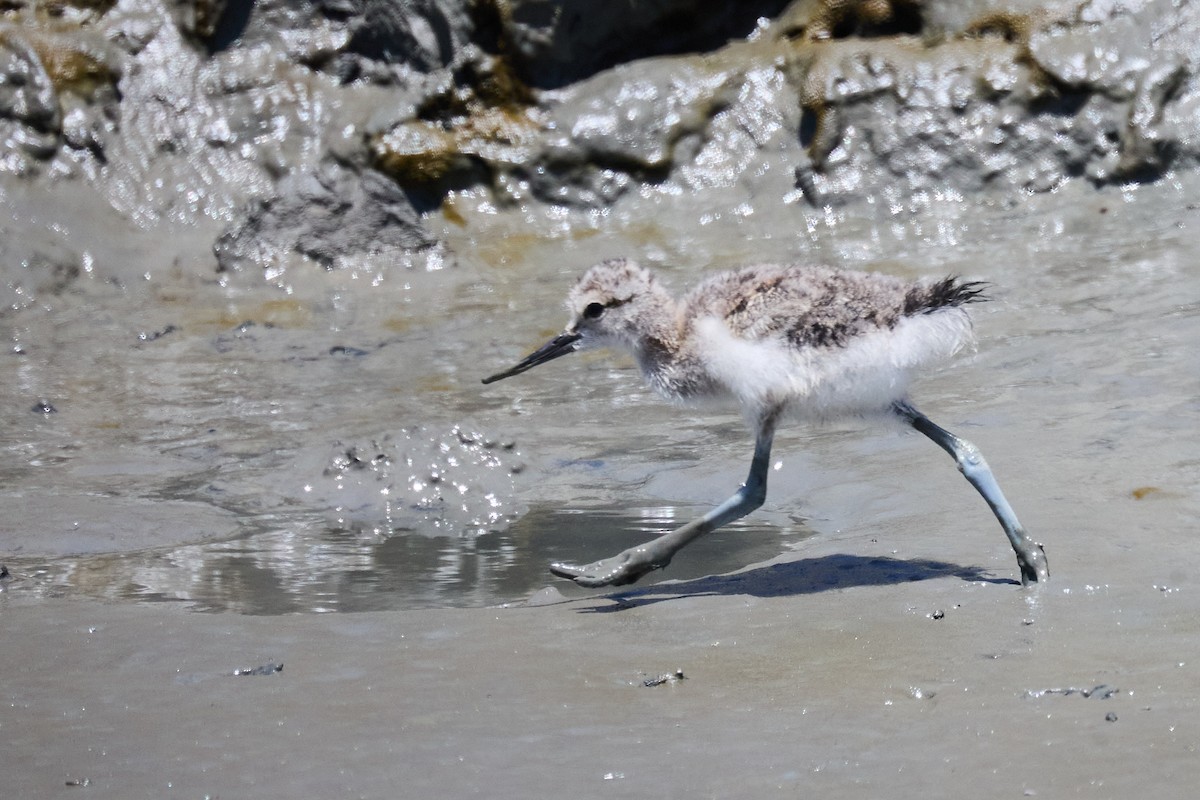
[583, 302, 605, 320]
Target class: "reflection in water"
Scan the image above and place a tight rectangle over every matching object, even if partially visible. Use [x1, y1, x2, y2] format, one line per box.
[4, 506, 808, 614]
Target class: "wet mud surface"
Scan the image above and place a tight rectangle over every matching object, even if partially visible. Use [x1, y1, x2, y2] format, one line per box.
[5, 539, 1200, 798]
[3, 175, 1199, 798]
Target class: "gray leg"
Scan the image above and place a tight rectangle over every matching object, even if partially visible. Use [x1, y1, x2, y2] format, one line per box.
[551, 410, 780, 588]
[893, 400, 1048, 586]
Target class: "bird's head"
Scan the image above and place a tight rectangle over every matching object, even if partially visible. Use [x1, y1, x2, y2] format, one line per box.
[482, 258, 666, 384]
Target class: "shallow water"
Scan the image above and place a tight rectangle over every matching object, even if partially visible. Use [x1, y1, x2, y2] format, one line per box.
[2, 505, 804, 612]
[3, 178, 1198, 612]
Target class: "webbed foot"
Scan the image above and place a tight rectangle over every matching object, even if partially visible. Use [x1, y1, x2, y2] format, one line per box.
[549, 548, 670, 588]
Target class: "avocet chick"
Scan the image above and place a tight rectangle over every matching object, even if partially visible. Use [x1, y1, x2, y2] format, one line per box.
[483, 258, 1048, 588]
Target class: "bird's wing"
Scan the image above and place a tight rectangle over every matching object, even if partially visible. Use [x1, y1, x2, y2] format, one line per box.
[686, 266, 909, 349]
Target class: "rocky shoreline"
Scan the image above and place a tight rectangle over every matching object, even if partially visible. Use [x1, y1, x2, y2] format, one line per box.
[5, 1, 1200, 298]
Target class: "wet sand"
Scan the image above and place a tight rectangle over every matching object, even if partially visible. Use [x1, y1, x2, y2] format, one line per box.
[4, 521, 1199, 798]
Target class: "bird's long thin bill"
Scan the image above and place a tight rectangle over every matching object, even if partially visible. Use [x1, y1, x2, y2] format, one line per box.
[481, 332, 582, 384]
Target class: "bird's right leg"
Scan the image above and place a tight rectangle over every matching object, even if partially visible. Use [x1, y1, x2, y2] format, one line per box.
[893, 400, 1049, 586]
[550, 410, 780, 588]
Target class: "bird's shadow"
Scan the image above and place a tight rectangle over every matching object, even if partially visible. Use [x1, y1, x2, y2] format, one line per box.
[574, 554, 1012, 613]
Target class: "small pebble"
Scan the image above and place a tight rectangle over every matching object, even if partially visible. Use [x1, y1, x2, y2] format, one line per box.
[137, 324, 178, 342]
[233, 662, 283, 676]
[644, 669, 686, 687]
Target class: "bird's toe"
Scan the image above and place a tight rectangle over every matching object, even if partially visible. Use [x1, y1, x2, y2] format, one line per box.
[549, 552, 664, 588]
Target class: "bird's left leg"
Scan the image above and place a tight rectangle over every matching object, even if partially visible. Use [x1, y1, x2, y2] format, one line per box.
[893, 400, 1049, 586]
[550, 409, 781, 588]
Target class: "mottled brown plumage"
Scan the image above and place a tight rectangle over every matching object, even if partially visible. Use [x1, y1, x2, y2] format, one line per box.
[560, 259, 982, 417]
